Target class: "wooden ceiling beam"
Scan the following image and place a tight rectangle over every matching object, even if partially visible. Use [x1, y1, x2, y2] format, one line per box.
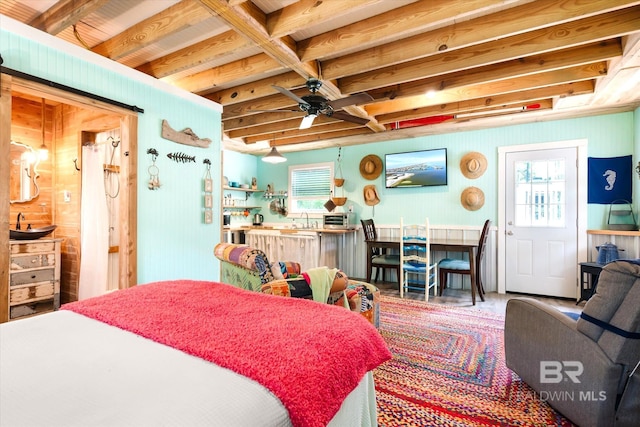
[267, 0, 376, 39]
[365, 63, 606, 116]
[173, 53, 285, 94]
[198, 0, 382, 132]
[269, 127, 374, 147]
[223, 110, 302, 131]
[135, 30, 255, 78]
[222, 91, 303, 119]
[91, 0, 212, 60]
[376, 81, 594, 124]
[208, 71, 307, 105]
[298, 0, 512, 62]
[242, 120, 365, 144]
[319, 0, 639, 79]
[29, 0, 109, 35]
[198, 0, 318, 79]
[365, 40, 621, 102]
[339, 7, 640, 94]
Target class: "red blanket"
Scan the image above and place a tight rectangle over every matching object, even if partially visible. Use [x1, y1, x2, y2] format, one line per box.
[63, 280, 391, 427]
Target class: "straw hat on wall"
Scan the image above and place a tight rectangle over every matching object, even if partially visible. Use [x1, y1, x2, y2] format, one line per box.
[360, 155, 383, 180]
[461, 186, 485, 211]
[363, 185, 380, 206]
[460, 152, 487, 179]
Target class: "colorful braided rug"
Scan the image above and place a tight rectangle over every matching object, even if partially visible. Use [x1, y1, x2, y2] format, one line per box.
[374, 296, 576, 426]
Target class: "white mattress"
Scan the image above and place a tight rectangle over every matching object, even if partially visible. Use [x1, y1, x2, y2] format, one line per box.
[0, 311, 377, 427]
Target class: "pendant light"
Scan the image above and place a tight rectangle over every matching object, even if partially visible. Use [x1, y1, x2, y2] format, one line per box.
[38, 98, 49, 161]
[262, 135, 286, 163]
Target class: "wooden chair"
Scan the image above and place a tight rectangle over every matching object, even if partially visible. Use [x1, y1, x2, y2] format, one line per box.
[400, 217, 437, 301]
[438, 219, 491, 305]
[360, 219, 400, 286]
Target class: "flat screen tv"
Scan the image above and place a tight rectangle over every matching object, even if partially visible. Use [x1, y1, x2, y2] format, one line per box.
[385, 148, 447, 188]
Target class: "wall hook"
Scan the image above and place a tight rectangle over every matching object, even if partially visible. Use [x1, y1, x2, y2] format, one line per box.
[73, 158, 80, 171]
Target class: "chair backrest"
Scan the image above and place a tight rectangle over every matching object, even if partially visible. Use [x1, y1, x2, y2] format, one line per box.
[361, 219, 380, 256]
[577, 260, 640, 367]
[400, 217, 430, 266]
[476, 219, 492, 268]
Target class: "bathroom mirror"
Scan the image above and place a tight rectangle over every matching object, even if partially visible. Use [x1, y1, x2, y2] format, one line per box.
[10, 141, 40, 203]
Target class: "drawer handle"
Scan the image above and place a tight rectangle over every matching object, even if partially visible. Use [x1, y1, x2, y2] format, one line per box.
[31, 275, 36, 279]
[31, 259, 37, 263]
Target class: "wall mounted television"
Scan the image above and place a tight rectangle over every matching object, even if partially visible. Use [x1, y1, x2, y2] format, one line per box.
[385, 148, 447, 188]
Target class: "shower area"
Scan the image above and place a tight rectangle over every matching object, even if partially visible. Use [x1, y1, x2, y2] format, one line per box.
[78, 129, 122, 299]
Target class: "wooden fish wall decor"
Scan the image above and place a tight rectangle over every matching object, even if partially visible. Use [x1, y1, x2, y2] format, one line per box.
[167, 152, 196, 163]
[161, 119, 211, 148]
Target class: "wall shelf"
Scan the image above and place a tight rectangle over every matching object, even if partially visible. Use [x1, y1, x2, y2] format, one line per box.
[223, 186, 263, 200]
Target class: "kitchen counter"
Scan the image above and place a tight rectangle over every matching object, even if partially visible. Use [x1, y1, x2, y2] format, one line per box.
[240, 227, 357, 272]
[224, 225, 357, 234]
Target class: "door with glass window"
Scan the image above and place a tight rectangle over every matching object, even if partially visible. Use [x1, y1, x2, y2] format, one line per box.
[505, 148, 577, 298]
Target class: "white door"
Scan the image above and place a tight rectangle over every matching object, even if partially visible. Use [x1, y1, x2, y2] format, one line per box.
[505, 148, 578, 298]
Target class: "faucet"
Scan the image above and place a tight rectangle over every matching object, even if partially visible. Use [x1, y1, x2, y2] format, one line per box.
[300, 212, 309, 229]
[16, 212, 25, 230]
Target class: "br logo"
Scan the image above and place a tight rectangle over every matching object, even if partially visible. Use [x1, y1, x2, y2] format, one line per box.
[540, 361, 584, 384]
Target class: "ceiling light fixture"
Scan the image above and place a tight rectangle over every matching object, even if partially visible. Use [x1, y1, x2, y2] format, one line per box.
[299, 113, 318, 129]
[262, 146, 286, 163]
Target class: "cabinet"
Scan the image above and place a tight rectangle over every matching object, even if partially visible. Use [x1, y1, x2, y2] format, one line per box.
[9, 238, 62, 320]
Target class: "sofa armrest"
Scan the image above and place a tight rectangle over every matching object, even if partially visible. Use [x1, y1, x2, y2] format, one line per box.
[505, 298, 623, 427]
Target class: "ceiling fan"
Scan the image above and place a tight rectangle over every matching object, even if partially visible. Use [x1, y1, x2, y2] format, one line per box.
[270, 79, 373, 129]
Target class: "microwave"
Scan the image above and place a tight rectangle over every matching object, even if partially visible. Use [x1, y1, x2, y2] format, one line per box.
[323, 213, 355, 229]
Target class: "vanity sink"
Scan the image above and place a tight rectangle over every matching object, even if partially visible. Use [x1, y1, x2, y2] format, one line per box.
[10, 225, 57, 240]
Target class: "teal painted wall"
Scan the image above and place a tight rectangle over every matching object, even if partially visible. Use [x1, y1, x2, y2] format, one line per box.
[2, 20, 223, 284]
[236, 112, 637, 229]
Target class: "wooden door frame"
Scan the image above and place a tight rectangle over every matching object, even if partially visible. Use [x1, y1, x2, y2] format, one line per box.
[497, 139, 588, 295]
[1, 74, 137, 321]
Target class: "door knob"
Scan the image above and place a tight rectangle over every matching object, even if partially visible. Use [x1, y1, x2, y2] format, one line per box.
[507, 231, 514, 235]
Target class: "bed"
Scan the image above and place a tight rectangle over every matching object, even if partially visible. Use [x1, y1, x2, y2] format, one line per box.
[0, 280, 391, 427]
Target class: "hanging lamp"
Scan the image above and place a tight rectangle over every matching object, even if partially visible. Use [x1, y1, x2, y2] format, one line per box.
[262, 135, 286, 163]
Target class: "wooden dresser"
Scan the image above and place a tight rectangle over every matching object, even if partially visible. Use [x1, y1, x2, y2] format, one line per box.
[9, 238, 62, 321]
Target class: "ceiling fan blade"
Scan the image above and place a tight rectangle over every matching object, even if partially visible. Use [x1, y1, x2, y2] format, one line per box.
[331, 111, 370, 125]
[328, 92, 373, 110]
[272, 85, 308, 105]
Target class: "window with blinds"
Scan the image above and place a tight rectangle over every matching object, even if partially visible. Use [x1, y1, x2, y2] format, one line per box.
[288, 162, 333, 213]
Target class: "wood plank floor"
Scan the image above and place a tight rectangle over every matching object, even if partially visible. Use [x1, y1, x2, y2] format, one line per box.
[368, 280, 584, 316]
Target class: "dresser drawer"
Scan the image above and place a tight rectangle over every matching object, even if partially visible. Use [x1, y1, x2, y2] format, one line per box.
[10, 269, 55, 286]
[10, 282, 56, 305]
[10, 253, 56, 270]
[10, 241, 56, 254]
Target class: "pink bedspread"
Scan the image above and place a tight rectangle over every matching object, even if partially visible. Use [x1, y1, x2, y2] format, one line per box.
[62, 280, 391, 427]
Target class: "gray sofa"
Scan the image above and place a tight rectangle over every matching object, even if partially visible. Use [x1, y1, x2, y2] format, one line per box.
[505, 260, 640, 427]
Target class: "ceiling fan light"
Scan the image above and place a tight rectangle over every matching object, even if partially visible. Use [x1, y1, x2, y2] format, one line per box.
[262, 146, 287, 163]
[300, 113, 317, 129]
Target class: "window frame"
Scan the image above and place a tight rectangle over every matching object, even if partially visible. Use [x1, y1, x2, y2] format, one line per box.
[287, 162, 334, 215]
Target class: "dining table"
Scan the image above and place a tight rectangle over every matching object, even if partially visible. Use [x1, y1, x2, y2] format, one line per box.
[365, 237, 484, 302]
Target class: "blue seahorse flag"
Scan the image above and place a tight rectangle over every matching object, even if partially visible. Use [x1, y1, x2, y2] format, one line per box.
[587, 155, 632, 204]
